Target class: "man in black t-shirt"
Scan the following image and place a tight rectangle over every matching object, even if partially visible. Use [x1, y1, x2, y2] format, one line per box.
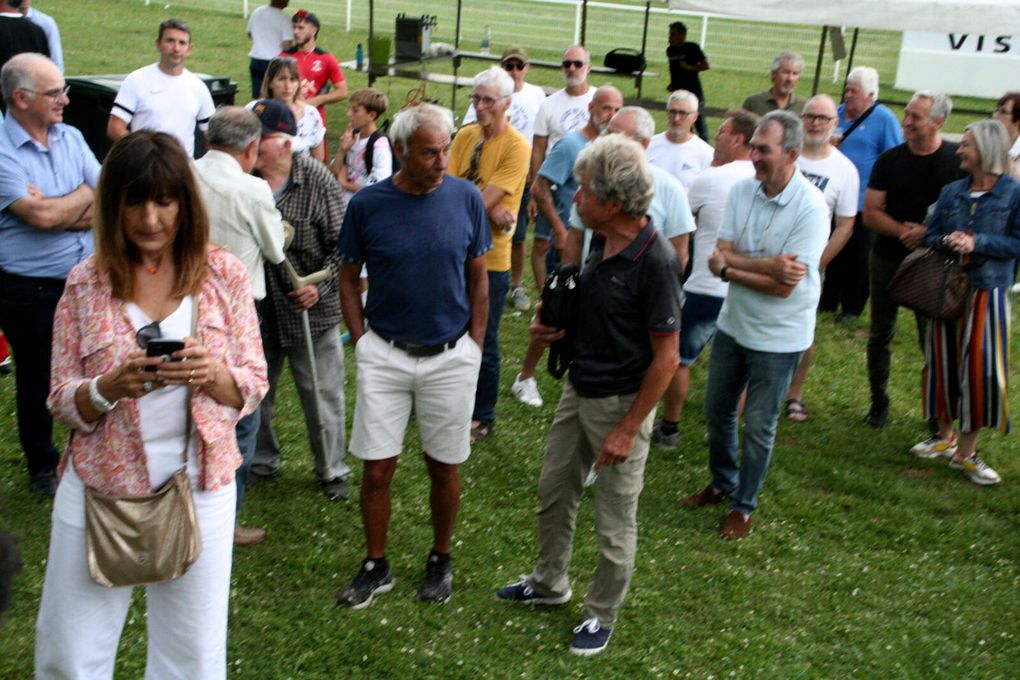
[0, 0, 49, 114]
[666, 21, 710, 140]
[496, 136, 680, 658]
[862, 91, 965, 427]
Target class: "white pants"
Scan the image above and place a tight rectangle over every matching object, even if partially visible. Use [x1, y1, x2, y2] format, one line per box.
[35, 462, 236, 680]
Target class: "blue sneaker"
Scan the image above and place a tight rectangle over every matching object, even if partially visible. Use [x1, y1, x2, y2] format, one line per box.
[496, 576, 571, 605]
[570, 617, 612, 656]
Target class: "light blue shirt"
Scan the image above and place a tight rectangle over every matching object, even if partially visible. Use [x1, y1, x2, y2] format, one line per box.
[716, 170, 828, 353]
[0, 116, 100, 278]
[836, 103, 902, 211]
[26, 7, 63, 73]
[571, 163, 696, 265]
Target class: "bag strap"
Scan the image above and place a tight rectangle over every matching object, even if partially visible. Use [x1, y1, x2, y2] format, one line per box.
[840, 103, 877, 143]
[181, 296, 199, 468]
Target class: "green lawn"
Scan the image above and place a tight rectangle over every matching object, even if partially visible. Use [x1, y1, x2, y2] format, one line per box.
[1, 1, 1018, 678]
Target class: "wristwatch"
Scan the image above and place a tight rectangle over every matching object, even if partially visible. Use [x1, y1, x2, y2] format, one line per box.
[89, 376, 119, 413]
[719, 265, 730, 282]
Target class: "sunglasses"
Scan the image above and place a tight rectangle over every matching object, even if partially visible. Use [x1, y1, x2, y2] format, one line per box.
[463, 140, 485, 187]
[135, 321, 162, 349]
[503, 61, 527, 72]
[561, 60, 586, 69]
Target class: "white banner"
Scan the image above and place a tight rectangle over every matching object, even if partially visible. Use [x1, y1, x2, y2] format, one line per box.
[895, 31, 1020, 99]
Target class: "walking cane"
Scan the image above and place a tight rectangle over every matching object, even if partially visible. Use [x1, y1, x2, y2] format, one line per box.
[281, 221, 333, 465]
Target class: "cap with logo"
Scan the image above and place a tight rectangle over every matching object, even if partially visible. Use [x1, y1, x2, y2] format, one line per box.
[250, 99, 297, 135]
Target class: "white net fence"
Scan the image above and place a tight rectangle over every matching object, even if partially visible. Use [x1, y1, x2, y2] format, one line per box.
[153, 0, 901, 80]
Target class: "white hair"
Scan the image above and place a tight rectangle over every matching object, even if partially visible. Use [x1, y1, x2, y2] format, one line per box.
[667, 89, 699, 110]
[846, 66, 880, 99]
[473, 65, 513, 98]
[390, 103, 455, 154]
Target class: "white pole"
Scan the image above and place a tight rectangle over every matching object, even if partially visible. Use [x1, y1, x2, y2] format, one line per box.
[573, 0, 582, 45]
[242, 0, 249, 19]
[699, 14, 708, 49]
[346, 0, 352, 32]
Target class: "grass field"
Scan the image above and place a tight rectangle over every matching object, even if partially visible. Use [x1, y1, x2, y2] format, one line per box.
[1, 1, 1018, 678]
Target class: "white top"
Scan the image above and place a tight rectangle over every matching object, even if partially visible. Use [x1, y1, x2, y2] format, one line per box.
[247, 4, 294, 59]
[293, 103, 325, 156]
[796, 149, 860, 221]
[647, 132, 714, 191]
[1010, 135, 1020, 174]
[533, 86, 595, 152]
[194, 150, 286, 300]
[684, 159, 756, 298]
[111, 64, 216, 158]
[125, 297, 201, 488]
[342, 133, 394, 203]
[571, 163, 696, 264]
[716, 170, 829, 353]
[26, 7, 63, 73]
[463, 82, 547, 146]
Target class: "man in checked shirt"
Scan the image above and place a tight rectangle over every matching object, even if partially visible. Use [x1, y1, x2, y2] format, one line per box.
[248, 99, 351, 503]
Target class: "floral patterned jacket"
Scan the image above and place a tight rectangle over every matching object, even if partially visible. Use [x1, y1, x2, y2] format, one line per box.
[47, 247, 268, 496]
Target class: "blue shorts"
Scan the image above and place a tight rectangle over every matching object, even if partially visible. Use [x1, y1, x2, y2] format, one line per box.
[512, 187, 531, 245]
[680, 290, 725, 366]
[533, 213, 553, 241]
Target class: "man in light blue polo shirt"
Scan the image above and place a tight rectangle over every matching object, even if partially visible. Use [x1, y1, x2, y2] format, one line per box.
[682, 110, 827, 540]
[0, 53, 100, 496]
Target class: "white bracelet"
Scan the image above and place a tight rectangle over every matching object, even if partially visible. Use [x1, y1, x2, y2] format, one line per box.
[89, 376, 118, 413]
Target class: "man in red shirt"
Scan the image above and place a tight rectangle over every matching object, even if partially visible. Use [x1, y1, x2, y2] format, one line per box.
[281, 10, 347, 129]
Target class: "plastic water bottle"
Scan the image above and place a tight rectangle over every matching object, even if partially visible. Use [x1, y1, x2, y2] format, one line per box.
[356, 43, 364, 70]
[480, 26, 491, 55]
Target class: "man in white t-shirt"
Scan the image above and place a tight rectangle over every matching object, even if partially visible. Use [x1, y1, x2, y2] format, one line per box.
[247, 0, 293, 98]
[782, 94, 859, 422]
[107, 19, 215, 158]
[647, 89, 713, 190]
[650, 109, 758, 450]
[529, 45, 595, 302]
[463, 47, 546, 311]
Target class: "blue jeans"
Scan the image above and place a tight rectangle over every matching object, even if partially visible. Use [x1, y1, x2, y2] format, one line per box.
[473, 269, 509, 422]
[704, 330, 802, 515]
[233, 408, 261, 517]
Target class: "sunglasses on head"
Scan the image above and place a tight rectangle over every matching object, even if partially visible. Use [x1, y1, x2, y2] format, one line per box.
[503, 61, 526, 72]
[561, 60, 586, 69]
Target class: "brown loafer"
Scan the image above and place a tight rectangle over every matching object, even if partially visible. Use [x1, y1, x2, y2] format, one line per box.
[681, 484, 728, 507]
[233, 524, 266, 547]
[719, 510, 751, 540]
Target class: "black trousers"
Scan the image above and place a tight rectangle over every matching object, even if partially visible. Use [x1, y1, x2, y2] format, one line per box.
[0, 269, 64, 480]
[819, 213, 872, 317]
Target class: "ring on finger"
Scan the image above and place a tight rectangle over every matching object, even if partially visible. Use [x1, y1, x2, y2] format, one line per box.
[143, 381, 153, 393]
[188, 369, 195, 384]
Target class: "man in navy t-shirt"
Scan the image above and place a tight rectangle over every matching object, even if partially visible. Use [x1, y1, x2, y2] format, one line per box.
[336, 104, 491, 609]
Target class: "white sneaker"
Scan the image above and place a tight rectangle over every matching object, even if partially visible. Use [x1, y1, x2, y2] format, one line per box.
[1011, 282, 1020, 294]
[508, 286, 531, 312]
[910, 434, 957, 459]
[961, 454, 1001, 486]
[511, 373, 543, 407]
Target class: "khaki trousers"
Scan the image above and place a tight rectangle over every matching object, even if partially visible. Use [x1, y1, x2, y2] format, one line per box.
[529, 382, 653, 627]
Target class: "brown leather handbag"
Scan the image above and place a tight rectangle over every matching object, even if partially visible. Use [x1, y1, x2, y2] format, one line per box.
[84, 302, 202, 588]
[889, 246, 969, 320]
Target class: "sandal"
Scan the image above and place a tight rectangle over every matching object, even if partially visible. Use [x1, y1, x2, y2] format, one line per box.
[784, 399, 808, 423]
[470, 420, 494, 444]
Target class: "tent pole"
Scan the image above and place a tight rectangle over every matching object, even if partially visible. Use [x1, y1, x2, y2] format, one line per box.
[453, 0, 463, 117]
[638, 1, 651, 99]
[842, 28, 859, 93]
[812, 25, 828, 96]
[367, 0, 375, 86]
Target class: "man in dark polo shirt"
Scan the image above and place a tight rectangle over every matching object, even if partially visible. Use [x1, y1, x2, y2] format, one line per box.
[496, 135, 681, 657]
[862, 90, 964, 428]
[336, 104, 491, 609]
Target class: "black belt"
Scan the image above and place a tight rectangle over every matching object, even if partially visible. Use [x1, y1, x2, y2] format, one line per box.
[375, 328, 468, 358]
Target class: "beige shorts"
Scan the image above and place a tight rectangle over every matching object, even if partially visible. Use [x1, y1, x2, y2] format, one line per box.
[349, 329, 482, 464]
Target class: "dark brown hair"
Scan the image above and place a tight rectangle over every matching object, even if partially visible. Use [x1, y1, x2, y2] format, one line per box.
[260, 57, 301, 103]
[94, 131, 208, 300]
[997, 92, 1020, 124]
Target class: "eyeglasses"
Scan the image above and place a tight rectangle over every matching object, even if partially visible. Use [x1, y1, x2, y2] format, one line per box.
[135, 321, 162, 349]
[503, 61, 527, 72]
[802, 113, 836, 123]
[561, 60, 586, 69]
[469, 94, 503, 109]
[22, 85, 70, 103]
[667, 109, 695, 118]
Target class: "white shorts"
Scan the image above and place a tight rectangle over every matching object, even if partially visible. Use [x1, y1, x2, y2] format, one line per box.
[349, 329, 482, 464]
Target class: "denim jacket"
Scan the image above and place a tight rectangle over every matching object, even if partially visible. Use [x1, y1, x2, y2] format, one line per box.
[923, 173, 1020, 289]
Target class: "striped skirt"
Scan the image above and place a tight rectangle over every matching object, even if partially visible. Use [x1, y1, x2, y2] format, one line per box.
[922, 287, 1011, 433]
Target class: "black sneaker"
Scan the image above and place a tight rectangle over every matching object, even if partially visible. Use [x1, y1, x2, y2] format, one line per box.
[320, 477, 349, 501]
[418, 553, 452, 603]
[336, 559, 393, 609]
[864, 402, 889, 428]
